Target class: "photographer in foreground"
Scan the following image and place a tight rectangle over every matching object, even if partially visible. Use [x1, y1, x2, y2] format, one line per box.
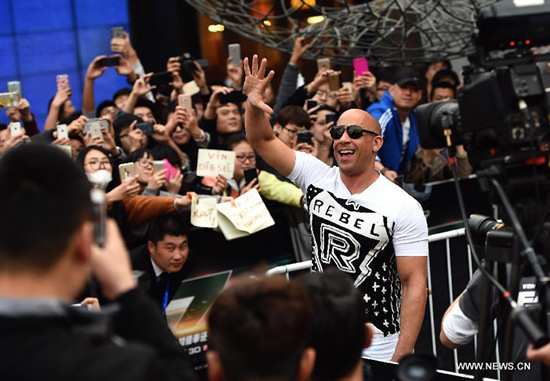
[0, 144, 195, 380]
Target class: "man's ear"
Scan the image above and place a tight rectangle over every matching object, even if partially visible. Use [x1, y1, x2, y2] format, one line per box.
[206, 350, 225, 381]
[373, 135, 384, 152]
[364, 323, 374, 349]
[74, 221, 93, 265]
[296, 347, 316, 381]
[147, 241, 155, 255]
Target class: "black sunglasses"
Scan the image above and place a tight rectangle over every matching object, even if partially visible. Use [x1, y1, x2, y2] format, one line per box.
[329, 125, 379, 140]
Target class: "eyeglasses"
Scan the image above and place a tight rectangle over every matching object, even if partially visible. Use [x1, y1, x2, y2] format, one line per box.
[282, 125, 299, 136]
[235, 154, 256, 163]
[329, 125, 379, 140]
[85, 160, 112, 170]
[136, 158, 154, 168]
[315, 90, 336, 99]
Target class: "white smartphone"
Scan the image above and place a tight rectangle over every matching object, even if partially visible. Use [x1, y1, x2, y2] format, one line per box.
[153, 160, 165, 174]
[228, 43, 241, 67]
[118, 163, 136, 182]
[178, 94, 193, 113]
[9, 122, 22, 137]
[342, 81, 353, 93]
[89, 123, 104, 142]
[7, 81, 22, 98]
[57, 124, 68, 140]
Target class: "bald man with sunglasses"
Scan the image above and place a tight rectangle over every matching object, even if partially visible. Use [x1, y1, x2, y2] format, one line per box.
[243, 55, 428, 362]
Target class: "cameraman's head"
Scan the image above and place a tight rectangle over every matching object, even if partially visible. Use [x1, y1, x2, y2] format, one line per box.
[298, 269, 371, 381]
[0, 144, 93, 300]
[207, 275, 315, 381]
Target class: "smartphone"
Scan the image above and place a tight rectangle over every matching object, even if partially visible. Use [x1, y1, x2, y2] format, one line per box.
[149, 71, 173, 86]
[9, 122, 22, 137]
[328, 72, 340, 92]
[84, 118, 109, 135]
[153, 160, 165, 174]
[118, 162, 136, 182]
[56, 74, 69, 91]
[111, 26, 125, 40]
[325, 112, 337, 124]
[342, 81, 353, 93]
[90, 189, 107, 248]
[98, 56, 120, 67]
[306, 99, 318, 110]
[178, 94, 193, 113]
[228, 43, 241, 67]
[89, 123, 104, 141]
[135, 121, 154, 136]
[0, 92, 18, 107]
[296, 130, 313, 145]
[7, 81, 22, 98]
[317, 58, 331, 71]
[244, 168, 258, 186]
[57, 124, 68, 139]
[219, 90, 247, 105]
[353, 57, 369, 76]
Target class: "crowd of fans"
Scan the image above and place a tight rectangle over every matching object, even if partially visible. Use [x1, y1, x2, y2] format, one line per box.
[1, 29, 512, 380]
[0, 33, 473, 254]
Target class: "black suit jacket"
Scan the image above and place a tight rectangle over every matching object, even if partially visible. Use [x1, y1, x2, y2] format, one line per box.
[130, 244, 193, 312]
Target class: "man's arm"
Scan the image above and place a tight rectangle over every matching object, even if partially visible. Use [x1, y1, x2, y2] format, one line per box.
[392, 256, 427, 362]
[243, 55, 295, 177]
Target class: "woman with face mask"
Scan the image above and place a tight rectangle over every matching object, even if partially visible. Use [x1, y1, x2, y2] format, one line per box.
[76, 146, 191, 248]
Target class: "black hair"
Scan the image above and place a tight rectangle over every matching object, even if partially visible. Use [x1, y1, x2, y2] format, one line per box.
[432, 69, 460, 87]
[134, 98, 157, 118]
[0, 144, 92, 271]
[313, 104, 337, 114]
[297, 269, 367, 381]
[126, 148, 154, 164]
[59, 111, 82, 126]
[275, 105, 312, 130]
[148, 214, 188, 244]
[112, 114, 143, 147]
[425, 59, 452, 72]
[112, 87, 132, 102]
[430, 81, 457, 101]
[208, 275, 313, 381]
[222, 134, 250, 151]
[96, 100, 117, 118]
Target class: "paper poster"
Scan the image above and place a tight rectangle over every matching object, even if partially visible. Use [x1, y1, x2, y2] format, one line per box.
[190, 195, 218, 228]
[216, 189, 275, 240]
[196, 149, 235, 179]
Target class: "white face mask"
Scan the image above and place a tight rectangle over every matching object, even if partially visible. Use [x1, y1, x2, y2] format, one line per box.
[86, 170, 112, 190]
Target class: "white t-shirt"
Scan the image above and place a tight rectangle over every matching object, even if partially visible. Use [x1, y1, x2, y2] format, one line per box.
[288, 151, 428, 358]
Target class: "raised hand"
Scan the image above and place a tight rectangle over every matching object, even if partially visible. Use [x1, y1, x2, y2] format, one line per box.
[243, 55, 275, 115]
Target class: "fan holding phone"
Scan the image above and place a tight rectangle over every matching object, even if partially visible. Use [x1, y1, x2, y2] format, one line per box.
[207, 136, 304, 209]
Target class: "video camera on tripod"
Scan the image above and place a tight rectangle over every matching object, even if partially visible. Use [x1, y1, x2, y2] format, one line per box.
[417, 2, 550, 380]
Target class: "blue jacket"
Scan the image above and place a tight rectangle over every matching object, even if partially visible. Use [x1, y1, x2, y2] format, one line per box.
[367, 91, 419, 175]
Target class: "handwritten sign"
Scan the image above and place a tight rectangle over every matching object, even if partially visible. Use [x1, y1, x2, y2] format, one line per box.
[196, 149, 235, 179]
[190, 195, 218, 228]
[216, 189, 274, 240]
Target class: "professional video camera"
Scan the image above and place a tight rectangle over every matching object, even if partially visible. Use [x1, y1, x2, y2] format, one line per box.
[417, 0, 550, 228]
[417, 3, 550, 380]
